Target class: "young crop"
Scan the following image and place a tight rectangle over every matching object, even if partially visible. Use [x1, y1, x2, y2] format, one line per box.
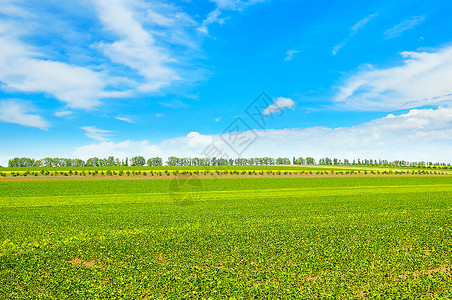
[0, 177, 451, 298]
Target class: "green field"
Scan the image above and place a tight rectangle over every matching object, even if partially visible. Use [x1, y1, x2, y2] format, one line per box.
[1, 177, 452, 298]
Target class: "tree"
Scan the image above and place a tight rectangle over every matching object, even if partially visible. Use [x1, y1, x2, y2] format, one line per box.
[130, 156, 146, 166]
[147, 157, 163, 166]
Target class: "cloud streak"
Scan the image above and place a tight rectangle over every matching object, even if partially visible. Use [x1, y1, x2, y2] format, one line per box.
[332, 13, 378, 55]
[116, 116, 134, 123]
[81, 126, 112, 141]
[384, 16, 425, 39]
[198, 0, 267, 35]
[284, 50, 300, 61]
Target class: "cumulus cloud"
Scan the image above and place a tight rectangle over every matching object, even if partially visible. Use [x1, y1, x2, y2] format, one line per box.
[81, 126, 112, 142]
[71, 107, 452, 163]
[74, 140, 162, 160]
[335, 45, 452, 111]
[384, 16, 425, 39]
[262, 97, 295, 116]
[0, 100, 49, 130]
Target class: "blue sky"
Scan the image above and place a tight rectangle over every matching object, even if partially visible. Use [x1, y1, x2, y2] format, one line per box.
[1, 0, 452, 165]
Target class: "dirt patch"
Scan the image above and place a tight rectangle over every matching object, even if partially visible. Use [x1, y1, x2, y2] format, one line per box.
[157, 254, 166, 266]
[304, 275, 319, 281]
[395, 266, 451, 281]
[414, 266, 451, 279]
[68, 257, 96, 268]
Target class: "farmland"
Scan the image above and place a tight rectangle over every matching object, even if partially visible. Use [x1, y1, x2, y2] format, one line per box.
[0, 164, 450, 180]
[1, 175, 452, 298]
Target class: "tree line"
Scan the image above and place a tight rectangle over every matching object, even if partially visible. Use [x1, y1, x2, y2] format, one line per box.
[6, 156, 451, 168]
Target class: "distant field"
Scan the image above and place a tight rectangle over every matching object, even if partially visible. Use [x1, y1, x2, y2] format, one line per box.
[1, 164, 450, 179]
[1, 176, 451, 298]
[2, 164, 451, 172]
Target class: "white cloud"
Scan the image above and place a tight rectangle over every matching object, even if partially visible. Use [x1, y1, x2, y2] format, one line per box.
[155, 113, 166, 118]
[92, 0, 198, 92]
[74, 140, 162, 160]
[210, 0, 267, 11]
[0, 1, 203, 110]
[335, 45, 452, 111]
[332, 12, 378, 55]
[116, 116, 134, 123]
[332, 42, 346, 56]
[284, 50, 300, 61]
[384, 16, 425, 39]
[158, 99, 187, 109]
[262, 97, 295, 116]
[0, 20, 116, 110]
[72, 107, 452, 163]
[215, 117, 222, 122]
[0, 100, 49, 130]
[197, 8, 223, 35]
[81, 126, 112, 141]
[350, 13, 378, 36]
[55, 111, 73, 117]
[199, 0, 266, 35]
[184, 132, 214, 148]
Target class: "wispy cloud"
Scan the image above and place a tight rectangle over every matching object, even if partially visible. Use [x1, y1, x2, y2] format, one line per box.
[350, 13, 378, 35]
[332, 42, 346, 56]
[335, 45, 452, 111]
[384, 16, 425, 39]
[158, 99, 187, 109]
[0, 19, 118, 110]
[0, 100, 49, 130]
[210, 0, 268, 11]
[197, 8, 224, 35]
[92, 0, 186, 92]
[199, 0, 267, 35]
[55, 111, 73, 117]
[284, 50, 300, 61]
[332, 12, 378, 55]
[81, 126, 112, 141]
[116, 116, 134, 123]
[0, 1, 203, 110]
[155, 113, 166, 118]
[262, 97, 295, 116]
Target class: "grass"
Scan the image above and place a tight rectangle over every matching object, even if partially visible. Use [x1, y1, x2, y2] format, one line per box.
[1, 177, 452, 298]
